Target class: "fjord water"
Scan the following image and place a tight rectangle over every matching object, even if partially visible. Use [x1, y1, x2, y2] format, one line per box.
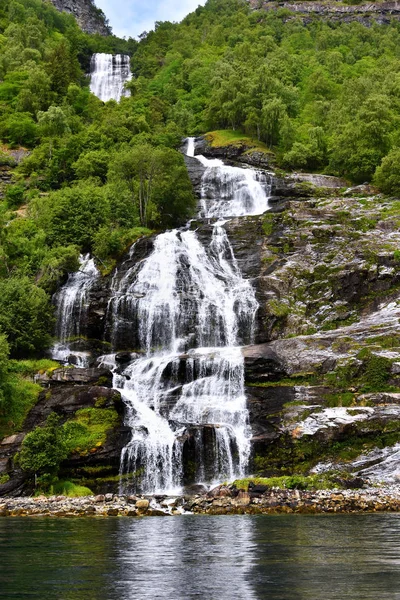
[90, 53, 131, 102]
[2, 514, 400, 599]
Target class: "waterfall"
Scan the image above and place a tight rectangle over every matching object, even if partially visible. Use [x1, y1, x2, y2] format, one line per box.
[90, 53, 131, 102]
[51, 254, 99, 367]
[113, 138, 271, 494]
[187, 136, 271, 218]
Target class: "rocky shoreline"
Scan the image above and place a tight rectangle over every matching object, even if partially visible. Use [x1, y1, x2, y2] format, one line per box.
[2, 486, 400, 517]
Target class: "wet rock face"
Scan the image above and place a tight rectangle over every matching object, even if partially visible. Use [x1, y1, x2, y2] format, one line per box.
[49, 0, 111, 35]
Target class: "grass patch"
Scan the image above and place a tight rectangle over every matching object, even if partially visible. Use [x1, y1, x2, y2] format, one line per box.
[63, 408, 120, 456]
[0, 377, 41, 439]
[233, 474, 339, 491]
[204, 130, 270, 153]
[8, 359, 60, 377]
[49, 480, 93, 497]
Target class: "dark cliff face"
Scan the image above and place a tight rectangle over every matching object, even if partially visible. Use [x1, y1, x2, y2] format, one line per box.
[247, 0, 400, 25]
[50, 0, 111, 35]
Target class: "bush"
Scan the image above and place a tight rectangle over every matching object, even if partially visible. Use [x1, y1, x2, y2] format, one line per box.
[37, 183, 110, 250]
[0, 150, 17, 167]
[0, 277, 54, 357]
[5, 184, 25, 208]
[0, 113, 38, 147]
[18, 413, 69, 475]
[374, 148, 400, 195]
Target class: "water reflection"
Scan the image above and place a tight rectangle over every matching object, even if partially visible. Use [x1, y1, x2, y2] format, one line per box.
[1, 515, 400, 599]
[111, 516, 257, 600]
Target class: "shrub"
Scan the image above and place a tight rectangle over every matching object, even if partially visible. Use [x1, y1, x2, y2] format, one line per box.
[18, 413, 69, 475]
[5, 184, 25, 209]
[374, 148, 400, 195]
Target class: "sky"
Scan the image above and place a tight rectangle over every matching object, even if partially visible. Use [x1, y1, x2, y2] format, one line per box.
[95, 0, 207, 39]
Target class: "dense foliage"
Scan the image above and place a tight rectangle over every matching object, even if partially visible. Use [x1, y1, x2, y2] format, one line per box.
[0, 0, 196, 368]
[126, 0, 400, 183]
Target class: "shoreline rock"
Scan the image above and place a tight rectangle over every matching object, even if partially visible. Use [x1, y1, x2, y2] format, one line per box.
[1, 487, 400, 517]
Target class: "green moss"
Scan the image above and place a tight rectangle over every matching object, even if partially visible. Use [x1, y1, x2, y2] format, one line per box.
[204, 130, 270, 153]
[266, 299, 290, 317]
[63, 408, 120, 456]
[0, 474, 10, 485]
[361, 354, 392, 392]
[262, 214, 275, 236]
[50, 480, 93, 497]
[233, 474, 339, 491]
[247, 373, 320, 388]
[325, 392, 355, 407]
[368, 335, 400, 349]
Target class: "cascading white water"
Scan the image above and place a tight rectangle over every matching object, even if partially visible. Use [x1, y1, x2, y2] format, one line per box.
[186, 136, 271, 218]
[51, 254, 99, 367]
[90, 53, 131, 102]
[114, 138, 271, 494]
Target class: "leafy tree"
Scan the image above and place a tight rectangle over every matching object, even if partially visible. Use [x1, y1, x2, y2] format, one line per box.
[0, 277, 54, 357]
[108, 145, 195, 227]
[374, 148, 400, 195]
[0, 113, 37, 147]
[73, 149, 110, 183]
[37, 182, 110, 250]
[16, 66, 52, 114]
[18, 413, 69, 476]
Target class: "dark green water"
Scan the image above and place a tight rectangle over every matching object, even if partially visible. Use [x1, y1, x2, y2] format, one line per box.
[1, 514, 400, 599]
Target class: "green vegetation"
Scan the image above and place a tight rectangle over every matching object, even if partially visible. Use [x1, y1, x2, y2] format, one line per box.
[17, 408, 119, 490]
[63, 407, 120, 456]
[18, 413, 68, 475]
[0, 333, 42, 438]
[125, 0, 400, 184]
[325, 352, 394, 393]
[233, 474, 342, 491]
[205, 129, 269, 153]
[49, 480, 93, 497]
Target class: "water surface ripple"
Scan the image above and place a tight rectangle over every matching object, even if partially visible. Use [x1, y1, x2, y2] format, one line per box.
[1, 514, 400, 599]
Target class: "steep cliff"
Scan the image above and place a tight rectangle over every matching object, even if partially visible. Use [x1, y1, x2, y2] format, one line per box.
[248, 0, 400, 25]
[49, 0, 111, 35]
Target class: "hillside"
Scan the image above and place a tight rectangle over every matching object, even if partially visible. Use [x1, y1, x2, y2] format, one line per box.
[1, 0, 400, 496]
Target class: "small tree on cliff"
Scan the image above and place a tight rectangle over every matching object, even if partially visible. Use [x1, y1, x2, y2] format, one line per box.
[18, 413, 69, 479]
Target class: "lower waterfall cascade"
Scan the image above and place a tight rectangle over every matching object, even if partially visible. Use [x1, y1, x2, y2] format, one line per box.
[90, 53, 131, 102]
[51, 138, 272, 494]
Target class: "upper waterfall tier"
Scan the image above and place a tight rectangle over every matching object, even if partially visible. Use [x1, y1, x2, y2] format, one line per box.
[90, 54, 131, 102]
[186, 137, 271, 218]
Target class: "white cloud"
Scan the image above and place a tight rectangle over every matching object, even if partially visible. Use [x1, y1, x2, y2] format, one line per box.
[95, 0, 207, 39]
